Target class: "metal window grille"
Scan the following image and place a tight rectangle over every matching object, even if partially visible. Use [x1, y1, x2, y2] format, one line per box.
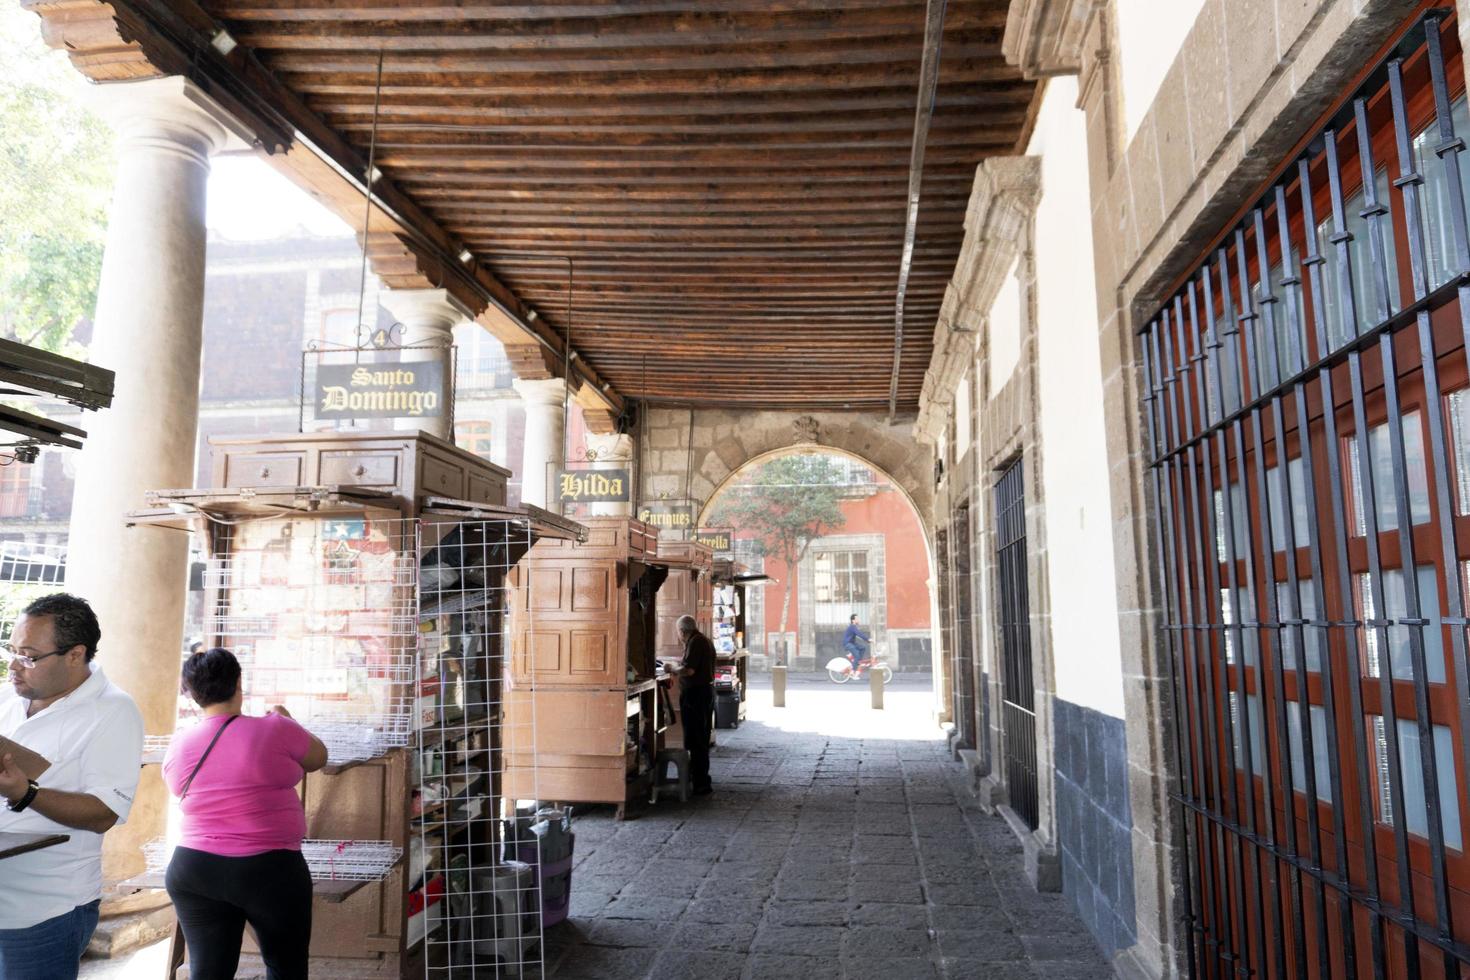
[995, 457, 1038, 830]
[1141, 11, 1470, 977]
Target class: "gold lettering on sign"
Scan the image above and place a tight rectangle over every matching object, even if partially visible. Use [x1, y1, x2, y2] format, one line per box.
[320, 365, 439, 417]
[637, 508, 693, 528]
[558, 472, 627, 501]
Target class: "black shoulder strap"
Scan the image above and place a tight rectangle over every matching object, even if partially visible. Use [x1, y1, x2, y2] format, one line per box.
[179, 715, 240, 800]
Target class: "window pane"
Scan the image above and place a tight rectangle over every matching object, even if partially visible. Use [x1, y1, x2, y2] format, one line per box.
[1449, 389, 1470, 516]
[1231, 691, 1267, 776]
[1358, 565, 1445, 683]
[1214, 481, 1249, 562]
[1413, 95, 1470, 290]
[1251, 263, 1299, 389]
[1316, 168, 1401, 347]
[1276, 578, 1324, 672]
[1376, 717, 1462, 850]
[1287, 703, 1332, 801]
[1222, 586, 1259, 667]
[1266, 457, 1310, 551]
[1349, 412, 1431, 535]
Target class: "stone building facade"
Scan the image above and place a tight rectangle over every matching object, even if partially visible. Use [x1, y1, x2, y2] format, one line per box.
[907, 0, 1470, 977]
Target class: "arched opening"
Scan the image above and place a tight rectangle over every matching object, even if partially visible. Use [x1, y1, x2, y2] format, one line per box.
[698, 446, 934, 683]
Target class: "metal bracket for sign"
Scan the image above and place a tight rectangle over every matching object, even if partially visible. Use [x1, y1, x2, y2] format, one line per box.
[298, 341, 456, 434]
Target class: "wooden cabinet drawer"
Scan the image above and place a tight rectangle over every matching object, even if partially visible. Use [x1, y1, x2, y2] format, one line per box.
[222, 452, 303, 488]
[320, 451, 399, 487]
[419, 456, 465, 499]
[466, 471, 506, 506]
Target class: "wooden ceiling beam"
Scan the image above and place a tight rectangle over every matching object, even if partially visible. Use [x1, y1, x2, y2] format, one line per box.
[272, 57, 1020, 95]
[224, 7, 1007, 50]
[210, 1, 975, 21]
[311, 84, 1033, 118]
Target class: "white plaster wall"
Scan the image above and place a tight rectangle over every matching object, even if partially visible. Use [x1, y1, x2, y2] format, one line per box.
[986, 258, 1022, 398]
[1117, 0, 1206, 142]
[1030, 77, 1126, 718]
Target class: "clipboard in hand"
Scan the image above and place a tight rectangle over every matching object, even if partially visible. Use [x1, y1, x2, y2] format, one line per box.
[0, 735, 50, 781]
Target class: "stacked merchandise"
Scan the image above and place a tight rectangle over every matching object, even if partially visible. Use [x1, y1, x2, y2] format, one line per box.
[504, 805, 576, 926]
[206, 514, 417, 763]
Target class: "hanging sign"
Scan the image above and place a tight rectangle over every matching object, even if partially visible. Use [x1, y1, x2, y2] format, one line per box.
[556, 468, 631, 503]
[696, 527, 734, 553]
[316, 362, 444, 420]
[638, 501, 695, 531]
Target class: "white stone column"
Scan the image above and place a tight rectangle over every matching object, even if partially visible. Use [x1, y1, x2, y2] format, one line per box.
[65, 77, 242, 897]
[585, 432, 634, 517]
[512, 378, 568, 509]
[380, 288, 468, 441]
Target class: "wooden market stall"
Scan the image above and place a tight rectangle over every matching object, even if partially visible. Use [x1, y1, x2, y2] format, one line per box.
[125, 431, 581, 978]
[501, 517, 674, 816]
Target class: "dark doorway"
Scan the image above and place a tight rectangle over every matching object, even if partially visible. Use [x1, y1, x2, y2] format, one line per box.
[996, 457, 1038, 830]
[953, 502, 977, 750]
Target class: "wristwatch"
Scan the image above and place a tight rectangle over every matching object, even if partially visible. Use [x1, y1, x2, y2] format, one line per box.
[6, 779, 39, 813]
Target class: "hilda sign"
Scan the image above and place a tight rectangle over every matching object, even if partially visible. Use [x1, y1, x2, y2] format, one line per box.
[556, 469, 631, 504]
[317, 362, 444, 420]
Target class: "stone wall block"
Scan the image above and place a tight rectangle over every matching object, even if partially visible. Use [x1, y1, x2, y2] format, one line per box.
[1152, 57, 1198, 218]
[1278, 0, 1329, 57]
[1124, 118, 1166, 263]
[1222, 0, 1283, 141]
[1182, 0, 1231, 169]
[715, 438, 747, 472]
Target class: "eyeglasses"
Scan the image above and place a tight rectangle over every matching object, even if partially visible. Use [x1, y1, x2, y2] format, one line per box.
[5, 647, 67, 670]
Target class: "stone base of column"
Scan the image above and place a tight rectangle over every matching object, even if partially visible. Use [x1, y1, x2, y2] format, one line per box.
[85, 903, 176, 960]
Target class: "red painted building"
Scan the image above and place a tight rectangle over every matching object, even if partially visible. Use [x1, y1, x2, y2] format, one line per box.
[726, 460, 933, 673]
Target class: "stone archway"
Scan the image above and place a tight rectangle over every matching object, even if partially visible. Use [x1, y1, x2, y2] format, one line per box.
[637, 406, 940, 682]
[637, 408, 933, 533]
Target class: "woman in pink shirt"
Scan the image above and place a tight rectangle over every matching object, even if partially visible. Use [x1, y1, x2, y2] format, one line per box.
[162, 648, 327, 980]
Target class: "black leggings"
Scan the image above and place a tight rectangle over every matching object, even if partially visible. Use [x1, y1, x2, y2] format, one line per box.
[165, 846, 312, 980]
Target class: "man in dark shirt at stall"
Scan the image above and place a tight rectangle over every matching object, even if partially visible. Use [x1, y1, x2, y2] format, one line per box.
[670, 615, 715, 796]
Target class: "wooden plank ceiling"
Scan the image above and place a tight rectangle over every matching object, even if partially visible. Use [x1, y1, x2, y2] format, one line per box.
[203, 0, 1040, 412]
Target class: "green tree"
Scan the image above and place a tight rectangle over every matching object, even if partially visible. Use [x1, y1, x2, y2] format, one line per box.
[706, 453, 848, 664]
[0, 4, 114, 355]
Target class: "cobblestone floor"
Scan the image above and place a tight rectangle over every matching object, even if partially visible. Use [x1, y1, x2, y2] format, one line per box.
[544, 675, 1114, 980]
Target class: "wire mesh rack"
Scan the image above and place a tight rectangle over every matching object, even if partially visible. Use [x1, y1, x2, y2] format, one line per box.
[143, 839, 403, 882]
[415, 515, 550, 979]
[201, 515, 418, 764]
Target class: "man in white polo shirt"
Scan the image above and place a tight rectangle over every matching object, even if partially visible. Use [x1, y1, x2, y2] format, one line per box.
[0, 594, 143, 980]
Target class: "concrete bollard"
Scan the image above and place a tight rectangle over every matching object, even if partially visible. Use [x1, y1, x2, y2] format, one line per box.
[772, 665, 787, 707]
[869, 666, 883, 710]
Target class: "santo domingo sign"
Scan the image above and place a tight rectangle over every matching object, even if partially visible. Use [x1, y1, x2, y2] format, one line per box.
[557, 468, 631, 503]
[317, 362, 444, 420]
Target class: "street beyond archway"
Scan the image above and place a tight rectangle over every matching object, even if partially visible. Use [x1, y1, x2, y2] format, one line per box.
[543, 674, 1112, 979]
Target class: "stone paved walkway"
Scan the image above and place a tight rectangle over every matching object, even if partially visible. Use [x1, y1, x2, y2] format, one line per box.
[544, 676, 1114, 980]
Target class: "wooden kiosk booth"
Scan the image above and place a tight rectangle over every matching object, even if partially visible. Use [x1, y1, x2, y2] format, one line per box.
[126, 431, 582, 978]
[502, 516, 681, 815]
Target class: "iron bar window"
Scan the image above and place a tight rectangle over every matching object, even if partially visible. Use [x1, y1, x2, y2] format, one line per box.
[1142, 10, 1470, 977]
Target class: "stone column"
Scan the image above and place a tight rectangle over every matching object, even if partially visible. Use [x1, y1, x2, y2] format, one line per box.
[380, 288, 468, 441]
[585, 431, 633, 517]
[512, 378, 568, 508]
[65, 77, 240, 897]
